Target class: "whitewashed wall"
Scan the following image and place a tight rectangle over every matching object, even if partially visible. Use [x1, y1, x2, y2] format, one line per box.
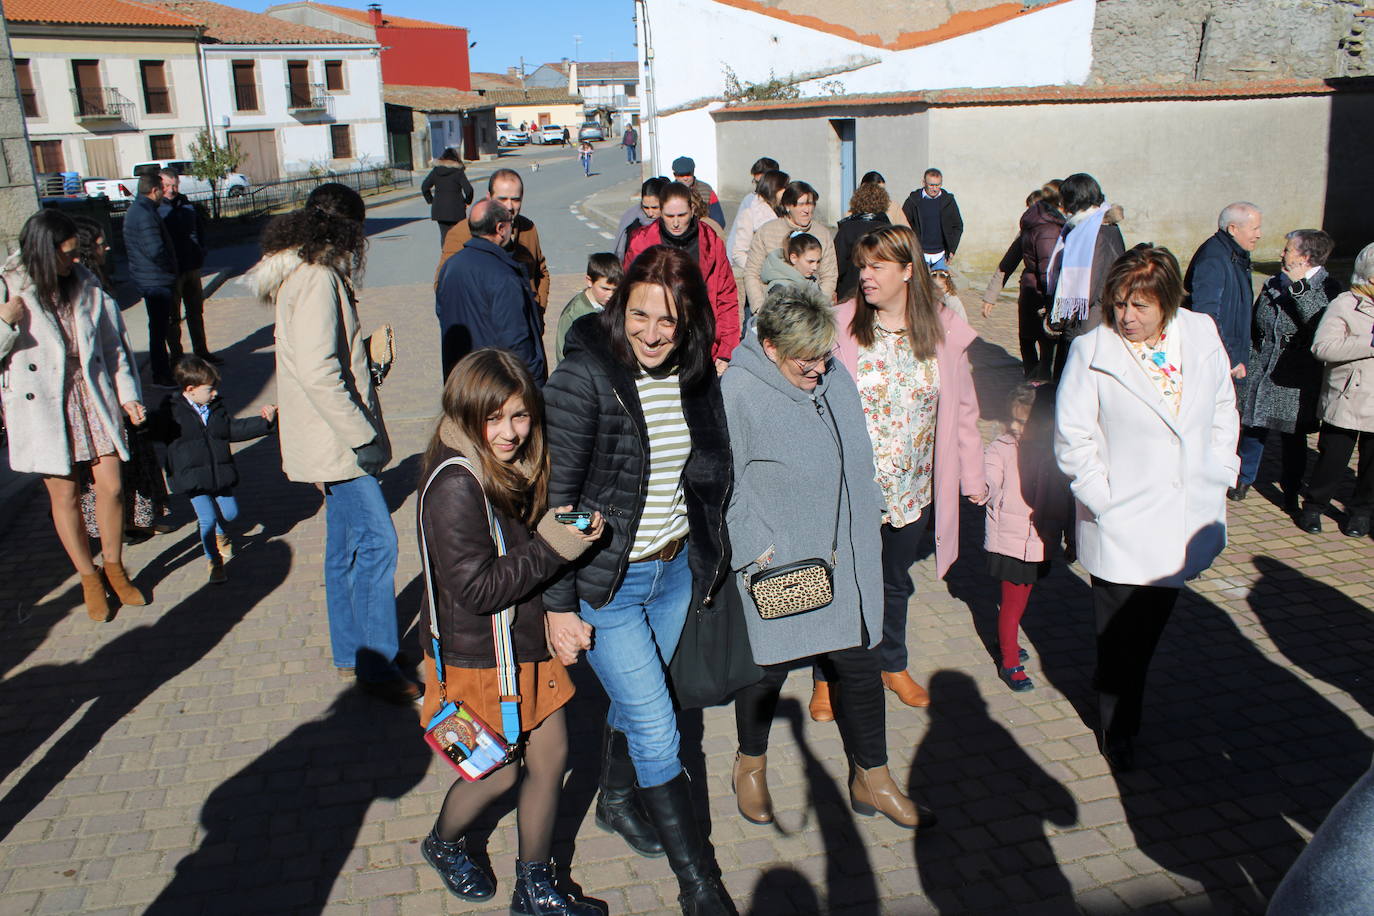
[638, 0, 1096, 185]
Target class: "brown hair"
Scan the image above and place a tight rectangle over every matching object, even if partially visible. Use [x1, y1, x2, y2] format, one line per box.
[1101, 245, 1183, 333]
[600, 245, 716, 389]
[848, 181, 890, 216]
[422, 349, 549, 526]
[755, 169, 790, 216]
[174, 354, 220, 389]
[785, 232, 821, 260]
[849, 225, 944, 360]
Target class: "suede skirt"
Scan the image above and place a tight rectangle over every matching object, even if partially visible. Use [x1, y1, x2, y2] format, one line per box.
[420, 655, 574, 735]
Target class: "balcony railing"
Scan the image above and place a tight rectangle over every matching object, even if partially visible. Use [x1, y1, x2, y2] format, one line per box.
[286, 82, 333, 116]
[72, 87, 135, 124]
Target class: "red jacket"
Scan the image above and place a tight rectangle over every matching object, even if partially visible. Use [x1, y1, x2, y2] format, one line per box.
[624, 221, 740, 361]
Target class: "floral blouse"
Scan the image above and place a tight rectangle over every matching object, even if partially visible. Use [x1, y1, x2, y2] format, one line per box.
[857, 325, 940, 528]
[1124, 323, 1183, 415]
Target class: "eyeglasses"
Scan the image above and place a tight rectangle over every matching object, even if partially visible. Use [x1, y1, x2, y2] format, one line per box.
[790, 354, 831, 378]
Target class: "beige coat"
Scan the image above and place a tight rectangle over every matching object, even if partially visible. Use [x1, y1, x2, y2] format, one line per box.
[251, 251, 390, 483]
[0, 257, 141, 476]
[1312, 290, 1374, 433]
[744, 217, 837, 314]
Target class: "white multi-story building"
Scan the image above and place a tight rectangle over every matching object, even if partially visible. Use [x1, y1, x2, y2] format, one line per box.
[526, 59, 638, 135]
[148, 0, 386, 181]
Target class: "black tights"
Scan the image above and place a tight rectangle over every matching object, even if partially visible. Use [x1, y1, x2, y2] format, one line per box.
[434, 708, 568, 862]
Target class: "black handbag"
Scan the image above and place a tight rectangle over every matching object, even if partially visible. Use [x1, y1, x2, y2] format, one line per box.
[669, 574, 763, 709]
[744, 393, 844, 620]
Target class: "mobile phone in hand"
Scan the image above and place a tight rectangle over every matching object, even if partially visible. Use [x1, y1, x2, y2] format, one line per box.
[554, 511, 592, 530]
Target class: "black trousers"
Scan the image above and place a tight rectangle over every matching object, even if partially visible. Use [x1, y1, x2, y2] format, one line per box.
[436, 220, 456, 248]
[1017, 288, 1051, 379]
[141, 286, 174, 380]
[1092, 576, 1179, 741]
[1305, 423, 1374, 514]
[877, 511, 931, 673]
[168, 270, 208, 360]
[735, 641, 886, 769]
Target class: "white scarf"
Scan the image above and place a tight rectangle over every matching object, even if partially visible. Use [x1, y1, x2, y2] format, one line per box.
[1048, 204, 1110, 325]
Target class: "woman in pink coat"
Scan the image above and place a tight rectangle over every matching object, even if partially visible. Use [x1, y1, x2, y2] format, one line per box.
[624, 181, 740, 372]
[822, 225, 986, 721]
[983, 381, 1071, 691]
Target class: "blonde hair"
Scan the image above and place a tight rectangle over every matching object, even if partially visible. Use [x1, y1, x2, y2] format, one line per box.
[1352, 241, 1374, 300]
[756, 283, 836, 361]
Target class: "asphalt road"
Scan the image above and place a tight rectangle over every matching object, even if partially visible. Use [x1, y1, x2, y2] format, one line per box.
[212, 142, 636, 297]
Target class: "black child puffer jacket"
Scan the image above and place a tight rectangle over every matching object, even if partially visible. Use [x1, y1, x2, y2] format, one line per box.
[542, 313, 733, 612]
[150, 393, 275, 495]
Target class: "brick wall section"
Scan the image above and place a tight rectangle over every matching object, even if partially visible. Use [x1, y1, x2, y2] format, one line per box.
[1091, 0, 1369, 85]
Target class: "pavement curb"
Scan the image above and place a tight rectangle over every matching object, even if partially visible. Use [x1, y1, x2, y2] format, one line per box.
[579, 175, 641, 233]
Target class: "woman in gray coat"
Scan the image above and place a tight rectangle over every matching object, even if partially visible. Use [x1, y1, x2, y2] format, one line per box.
[723, 284, 933, 831]
[1233, 229, 1339, 510]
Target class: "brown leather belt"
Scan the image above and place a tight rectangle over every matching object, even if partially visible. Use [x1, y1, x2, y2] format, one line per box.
[633, 537, 686, 564]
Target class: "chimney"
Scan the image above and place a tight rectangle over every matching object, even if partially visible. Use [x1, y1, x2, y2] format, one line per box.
[367, 3, 382, 27]
[507, 66, 519, 78]
[567, 61, 578, 95]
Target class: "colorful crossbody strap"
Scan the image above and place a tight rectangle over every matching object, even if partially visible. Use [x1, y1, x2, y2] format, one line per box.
[419, 457, 522, 748]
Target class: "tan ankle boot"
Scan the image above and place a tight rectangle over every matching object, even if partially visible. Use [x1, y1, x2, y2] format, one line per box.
[102, 560, 146, 606]
[216, 534, 233, 561]
[82, 572, 112, 622]
[732, 753, 773, 825]
[849, 764, 934, 830]
[208, 558, 227, 585]
[808, 681, 834, 722]
[881, 670, 931, 707]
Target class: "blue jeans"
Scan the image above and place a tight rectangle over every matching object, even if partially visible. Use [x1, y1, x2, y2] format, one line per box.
[625, 145, 637, 163]
[189, 490, 238, 560]
[323, 475, 401, 682]
[580, 548, 692, 787]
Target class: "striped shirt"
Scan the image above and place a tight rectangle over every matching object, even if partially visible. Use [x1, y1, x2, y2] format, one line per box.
[630, 371, 691, 559]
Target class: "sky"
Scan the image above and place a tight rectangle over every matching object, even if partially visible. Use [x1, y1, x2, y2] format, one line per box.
[243, 0, 640, 73]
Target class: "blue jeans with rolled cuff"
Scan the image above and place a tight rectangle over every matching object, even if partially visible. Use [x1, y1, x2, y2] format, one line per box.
[323, 474, 402, 683]
[580, 547, 693, 788]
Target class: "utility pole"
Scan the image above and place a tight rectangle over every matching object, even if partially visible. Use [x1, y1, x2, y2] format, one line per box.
[573, 34, 582, 61]
[634, 0, 658, 177]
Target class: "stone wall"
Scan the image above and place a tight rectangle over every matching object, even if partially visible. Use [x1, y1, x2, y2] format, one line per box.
[0, 19, 37, 254]
[1091, 0, 1369, 85]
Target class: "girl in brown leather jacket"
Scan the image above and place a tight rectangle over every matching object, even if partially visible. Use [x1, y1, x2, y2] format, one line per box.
[415, 348, 604, 916]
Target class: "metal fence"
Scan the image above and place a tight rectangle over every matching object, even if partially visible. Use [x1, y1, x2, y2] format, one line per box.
[206, 165, 414, 219]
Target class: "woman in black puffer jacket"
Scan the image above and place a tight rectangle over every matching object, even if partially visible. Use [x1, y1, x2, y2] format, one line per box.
[421, 147, 475, 247]
[543, 245, 735, 916]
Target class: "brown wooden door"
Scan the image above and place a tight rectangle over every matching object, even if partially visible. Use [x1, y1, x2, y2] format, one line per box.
[83, 138, 119, 178]
[72, 60, 102, 114]
[227, 129, 279, 183]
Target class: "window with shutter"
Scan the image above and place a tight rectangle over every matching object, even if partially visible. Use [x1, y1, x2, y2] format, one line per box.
[140, 61, 171, 115]
[72, 60, 102, 116]
[287, 60, 310, 108]
[324, 60, 344, 92]
[330, 124, 352, 159]
[16, 60, 38, 118]
[32, 140, 64, 173]
[149, 134, 176, 159]
[232, 61, 258, 112]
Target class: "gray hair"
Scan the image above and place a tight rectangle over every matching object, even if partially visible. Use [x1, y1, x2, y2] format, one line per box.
[755, 283, 836, 361]
[469, 199, 512, 238]
[1284, 229, 1334, 268]
[1354, 242, 1374, 288]
[1218, 202, 1261, 232]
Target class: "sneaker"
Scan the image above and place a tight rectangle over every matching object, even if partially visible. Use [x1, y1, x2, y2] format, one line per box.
[208, 559, 227, 584]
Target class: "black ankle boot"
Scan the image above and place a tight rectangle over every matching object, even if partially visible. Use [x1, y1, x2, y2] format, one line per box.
[421, 827, 495, 901]
[594, 725, 664, 857]
[510, 859, 600, 915]
[639, 772, 737, 916]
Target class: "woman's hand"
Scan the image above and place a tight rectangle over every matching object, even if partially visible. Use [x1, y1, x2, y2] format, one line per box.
[122, 401, 147, 426]
[968, 485, 990, 506]
[546, 611, 593, 666]
[552, 504, 605, 542]
[0, 294, 23, 327]
[981, 298, 997, 319]
[260, 404, 278, 423]
[715, 358, 730, 376]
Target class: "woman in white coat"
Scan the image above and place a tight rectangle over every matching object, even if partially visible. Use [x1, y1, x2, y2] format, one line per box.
[0, 210, 147, 621]
[1055, 245, 1239, 772]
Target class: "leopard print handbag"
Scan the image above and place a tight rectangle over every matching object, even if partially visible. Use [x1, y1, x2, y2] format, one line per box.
[745, 391, 845, 621]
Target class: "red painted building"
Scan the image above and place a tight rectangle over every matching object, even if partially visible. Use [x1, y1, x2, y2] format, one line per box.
[265, 2, 470, 90]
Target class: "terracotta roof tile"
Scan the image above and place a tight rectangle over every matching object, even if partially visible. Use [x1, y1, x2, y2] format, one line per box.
[4, 0, 199, 28]
[471, 71, 525, 90]
[304, 1, 456, 30]
[478, 87, 583, 106]
[383, 85, 491, 112]
[145, 0, 371, 43]
[572, 61, 637, 80]
[708, 0, 1073, 51]
[714, 79, 1359, 115]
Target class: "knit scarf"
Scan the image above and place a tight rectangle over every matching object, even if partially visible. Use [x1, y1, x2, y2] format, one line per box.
[1048, 204, 1110, 326]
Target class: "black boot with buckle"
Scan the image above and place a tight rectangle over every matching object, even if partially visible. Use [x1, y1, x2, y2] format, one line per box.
[421, 827, 495, 901]
[639, 772, 737, 916]
[510, 859, 601, 915]
[594, 724, 664, 857]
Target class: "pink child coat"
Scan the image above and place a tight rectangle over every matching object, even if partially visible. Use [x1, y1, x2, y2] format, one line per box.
[983, 433, 1070, 562]
[834, 299, 986, 578]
